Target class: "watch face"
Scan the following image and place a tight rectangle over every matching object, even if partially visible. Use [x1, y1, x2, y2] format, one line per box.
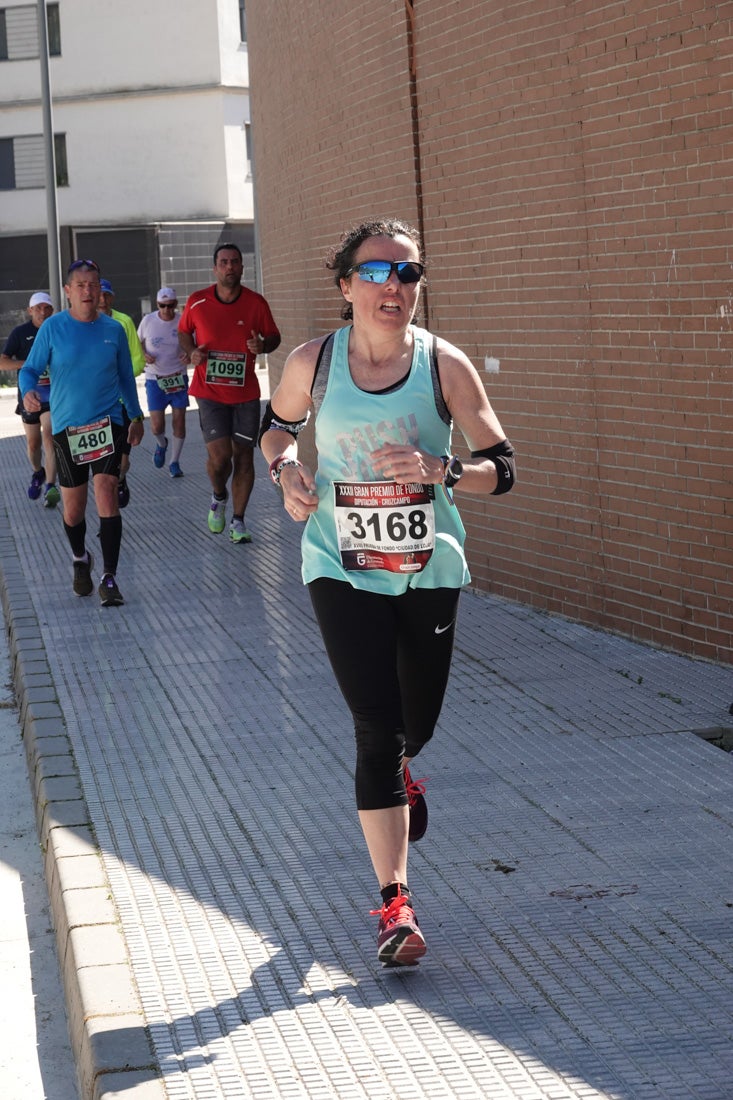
[448, 456, 463, 479]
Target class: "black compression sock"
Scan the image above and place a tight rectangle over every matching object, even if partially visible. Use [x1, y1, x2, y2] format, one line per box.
[99, 514, 122, 575]
[63, 519, 87, 558]
[380, 882, 409, 904]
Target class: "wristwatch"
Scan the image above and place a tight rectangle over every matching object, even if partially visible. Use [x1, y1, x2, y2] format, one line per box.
[443, 455, 463, 490]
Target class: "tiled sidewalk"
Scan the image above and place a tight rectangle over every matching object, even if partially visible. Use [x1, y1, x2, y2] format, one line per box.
[1, 393, 732, 1100]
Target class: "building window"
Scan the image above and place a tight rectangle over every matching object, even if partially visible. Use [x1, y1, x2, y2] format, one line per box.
[0, 3, 61, 60]
[0, 137, 14, 188]
[239, 0, 246, 43]
[54, 132, 68, 186]
[47, 3, 61, 55]
[0, 134, 68, 189]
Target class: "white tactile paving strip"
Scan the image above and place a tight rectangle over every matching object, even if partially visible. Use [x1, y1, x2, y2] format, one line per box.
[1, 390, 733, 1099]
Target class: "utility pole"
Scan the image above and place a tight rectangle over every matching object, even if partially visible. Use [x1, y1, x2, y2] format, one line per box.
[37, 0, 62, 307]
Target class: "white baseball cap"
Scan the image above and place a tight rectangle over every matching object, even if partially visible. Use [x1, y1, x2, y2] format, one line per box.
[157, 287, 177, 303]
[29, 292, 53, 308]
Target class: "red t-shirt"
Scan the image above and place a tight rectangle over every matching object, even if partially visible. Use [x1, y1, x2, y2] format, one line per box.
[179, 284, 280, 405]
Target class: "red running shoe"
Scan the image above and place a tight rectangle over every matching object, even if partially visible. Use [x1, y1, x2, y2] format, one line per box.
[404, 765, 428, 842]
[371, 887, 427, 967]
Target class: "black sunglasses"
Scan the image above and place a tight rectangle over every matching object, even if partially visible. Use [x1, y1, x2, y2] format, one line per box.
[67, 259, 100, 275]
[344, 260, 425, 285]
[158, 301, 177, 308]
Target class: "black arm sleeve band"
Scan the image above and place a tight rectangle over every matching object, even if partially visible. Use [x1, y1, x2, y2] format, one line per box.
[257, 402, 310, 448]
[471, 438, 516, 495]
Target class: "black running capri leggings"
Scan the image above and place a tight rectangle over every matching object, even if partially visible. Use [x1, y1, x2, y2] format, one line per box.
[308, 578, 461, 811]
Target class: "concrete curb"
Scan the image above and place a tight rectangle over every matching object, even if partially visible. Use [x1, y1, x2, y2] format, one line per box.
[0, 523, 164, 1100]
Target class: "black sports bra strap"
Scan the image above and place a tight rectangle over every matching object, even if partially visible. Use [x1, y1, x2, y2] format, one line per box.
[430, 333, 451, 426]
[310, 332, 335, 415]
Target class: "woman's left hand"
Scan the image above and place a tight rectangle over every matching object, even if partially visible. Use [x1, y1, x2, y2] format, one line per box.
[371, 443, 443, 484]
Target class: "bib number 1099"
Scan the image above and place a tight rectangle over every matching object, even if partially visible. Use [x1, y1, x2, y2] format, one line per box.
[205, 351, 245, 387]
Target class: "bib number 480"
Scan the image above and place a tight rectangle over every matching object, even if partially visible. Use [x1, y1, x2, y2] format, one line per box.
[77, 428, 106, 450]
[67, 416, 114, 464]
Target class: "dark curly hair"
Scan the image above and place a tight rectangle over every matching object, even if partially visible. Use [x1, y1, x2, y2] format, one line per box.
[326, 218, 424, 321]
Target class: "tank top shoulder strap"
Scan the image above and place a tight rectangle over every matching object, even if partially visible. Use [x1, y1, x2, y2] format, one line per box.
[310, 332, 335, 416]
[423, 329, 451, 427]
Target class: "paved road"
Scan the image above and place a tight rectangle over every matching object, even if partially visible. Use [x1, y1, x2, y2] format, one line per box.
[1, 381, 732, 1099]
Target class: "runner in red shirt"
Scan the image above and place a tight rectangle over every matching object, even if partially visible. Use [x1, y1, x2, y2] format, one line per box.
[178, 243, 281, 542]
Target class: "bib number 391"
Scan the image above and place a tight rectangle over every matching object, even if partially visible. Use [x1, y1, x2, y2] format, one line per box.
[157, 371, 187, 394]
[205, 351, 245, 387]
[67, 416, 114, 465]
[333, 481, 435, 574]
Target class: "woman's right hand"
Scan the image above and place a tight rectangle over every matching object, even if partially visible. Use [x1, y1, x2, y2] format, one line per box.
[280, 463, 319, 522]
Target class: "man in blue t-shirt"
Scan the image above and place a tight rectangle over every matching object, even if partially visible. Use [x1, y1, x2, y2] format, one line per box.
[0, 291, 60, 507]
[19, 260, 145, 608]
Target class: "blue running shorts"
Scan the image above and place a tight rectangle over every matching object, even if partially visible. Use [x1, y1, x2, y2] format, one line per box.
[145, 376, 190, 413]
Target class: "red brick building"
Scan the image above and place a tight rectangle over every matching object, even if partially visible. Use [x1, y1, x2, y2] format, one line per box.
[248, 0, 732, 663]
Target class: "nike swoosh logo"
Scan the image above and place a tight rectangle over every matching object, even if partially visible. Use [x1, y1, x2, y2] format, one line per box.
[434, 622, 454, 635]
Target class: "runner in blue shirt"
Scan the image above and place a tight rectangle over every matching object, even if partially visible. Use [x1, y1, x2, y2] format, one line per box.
[19, 260, 145, 607]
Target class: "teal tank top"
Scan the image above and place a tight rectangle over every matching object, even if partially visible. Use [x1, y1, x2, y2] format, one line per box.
[301, 324, 470, 593]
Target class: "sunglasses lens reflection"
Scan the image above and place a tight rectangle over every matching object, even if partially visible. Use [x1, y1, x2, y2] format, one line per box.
[354, 261, 423, 284]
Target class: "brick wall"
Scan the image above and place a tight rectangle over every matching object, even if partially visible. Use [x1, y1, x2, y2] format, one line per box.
[248, 0, 732, 663]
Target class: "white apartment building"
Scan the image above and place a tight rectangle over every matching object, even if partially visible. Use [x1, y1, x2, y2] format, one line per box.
[0, 0, 253, 336]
